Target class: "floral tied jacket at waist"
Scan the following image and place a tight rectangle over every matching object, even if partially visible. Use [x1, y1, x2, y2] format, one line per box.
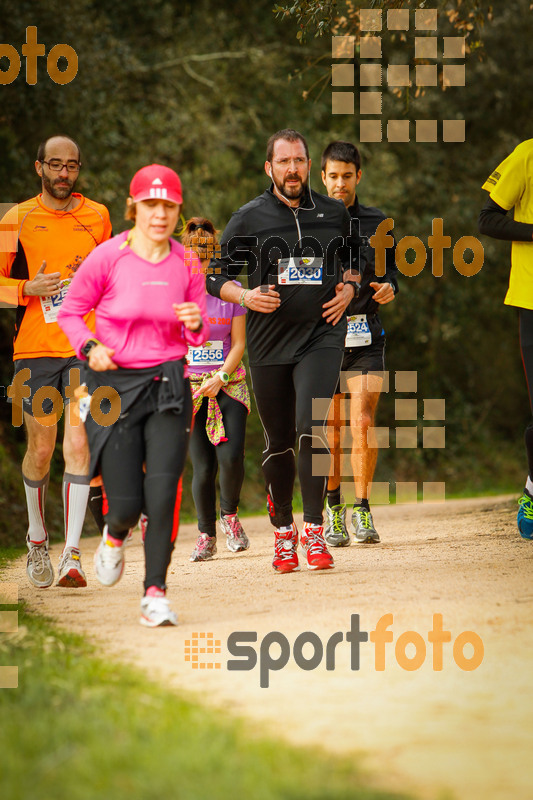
[189, 362, 250, 446]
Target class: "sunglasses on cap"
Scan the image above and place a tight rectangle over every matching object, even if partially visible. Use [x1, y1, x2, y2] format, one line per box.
[188, 222, 215, 233]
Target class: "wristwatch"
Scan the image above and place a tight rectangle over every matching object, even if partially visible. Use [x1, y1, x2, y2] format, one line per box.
[81, 338, 101, 360]
[216, 371, 230, 385]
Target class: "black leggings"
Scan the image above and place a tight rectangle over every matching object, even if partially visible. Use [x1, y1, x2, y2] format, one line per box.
[100, 380, 192, 592]
[189, 391, 248, 535]
[519, 309, 533, 480]
[250, 347, 343, 527]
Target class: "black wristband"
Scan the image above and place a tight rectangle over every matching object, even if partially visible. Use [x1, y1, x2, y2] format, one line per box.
[343, 281, 359, 298]
[81, 338, 101, 360]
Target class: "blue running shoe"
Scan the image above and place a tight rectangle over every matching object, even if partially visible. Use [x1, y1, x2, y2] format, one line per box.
[517, 491, 533, 540]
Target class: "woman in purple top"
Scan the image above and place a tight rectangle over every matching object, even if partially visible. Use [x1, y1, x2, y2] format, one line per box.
[182, 218, 251, 562]
[58, 166, 209, 627]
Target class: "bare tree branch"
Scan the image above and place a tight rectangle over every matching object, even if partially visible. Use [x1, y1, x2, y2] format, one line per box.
[182, 61, 216, 89]
[133, 49, 265, 73]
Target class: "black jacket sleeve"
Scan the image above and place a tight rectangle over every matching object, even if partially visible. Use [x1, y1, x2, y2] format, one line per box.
[381, 237, 399, 294]
[478, 196, 533, 242]
[206, 210, 256, 299]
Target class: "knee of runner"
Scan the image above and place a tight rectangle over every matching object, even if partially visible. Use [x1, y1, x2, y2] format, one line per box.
[218, 450, 244, 470]
[298, 432, 328, 452]
[192, 462, 217, 483]
[351, 410, 373, 434]
[106, 504, 142, 534]
[27, 438, 55, 470]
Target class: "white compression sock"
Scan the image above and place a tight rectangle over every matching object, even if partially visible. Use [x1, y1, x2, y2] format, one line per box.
[23, 472, 49, 544]
[63, 473, 90, 550]
[526, 476, 533, 496]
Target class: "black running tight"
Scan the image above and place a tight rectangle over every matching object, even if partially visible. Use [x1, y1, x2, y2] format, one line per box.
[250, 347, 343, 527]
[189, 391, 248, 535]
[100, 380, 192, 591]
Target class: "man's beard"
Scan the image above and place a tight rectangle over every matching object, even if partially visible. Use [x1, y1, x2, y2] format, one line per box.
[42, 171, 77, 200]
[273, 173, 308, 200]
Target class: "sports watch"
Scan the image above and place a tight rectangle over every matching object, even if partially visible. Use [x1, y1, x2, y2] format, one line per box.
[216, 371, 230, 385]
[81, 338, 101, 360]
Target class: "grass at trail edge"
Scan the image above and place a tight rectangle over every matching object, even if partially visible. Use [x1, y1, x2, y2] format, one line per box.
[0, 596, 415, 800]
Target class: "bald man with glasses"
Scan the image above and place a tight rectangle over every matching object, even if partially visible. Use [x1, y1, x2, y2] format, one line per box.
[0, 135, 111, 589]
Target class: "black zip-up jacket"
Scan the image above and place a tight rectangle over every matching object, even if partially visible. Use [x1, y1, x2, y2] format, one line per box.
[345, 198, 398, 344]
[207, 185, 358, 366]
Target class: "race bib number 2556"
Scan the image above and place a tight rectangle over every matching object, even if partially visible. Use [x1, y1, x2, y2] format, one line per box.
[187, 340, 224, 366]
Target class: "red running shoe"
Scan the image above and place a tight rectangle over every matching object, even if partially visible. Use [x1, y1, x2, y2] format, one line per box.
[300, 523, 334, 571]
[272, 523, 300, 573]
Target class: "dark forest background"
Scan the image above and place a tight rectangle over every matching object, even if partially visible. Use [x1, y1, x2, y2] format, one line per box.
[0, 0, 530, 543]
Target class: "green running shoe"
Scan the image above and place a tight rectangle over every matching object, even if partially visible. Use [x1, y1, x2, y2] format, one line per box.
[324, 502, 351, 547]
[517, 491, 533, 540]
[352, 506, 380, 544]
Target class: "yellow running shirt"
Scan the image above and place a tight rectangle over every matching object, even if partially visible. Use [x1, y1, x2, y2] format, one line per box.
[0, 194, 111, 359]
[482, 138, 533, 309]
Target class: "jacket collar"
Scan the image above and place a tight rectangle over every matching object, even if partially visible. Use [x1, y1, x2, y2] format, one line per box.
[348, 195, 360, 216]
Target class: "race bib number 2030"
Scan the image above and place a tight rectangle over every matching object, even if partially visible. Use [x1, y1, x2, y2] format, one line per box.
[278, 257, 323, 285]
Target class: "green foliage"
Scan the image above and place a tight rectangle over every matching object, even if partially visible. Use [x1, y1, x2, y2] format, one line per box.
[0, 0, 531, 543]
[274, 0, 496, 44]
[0, 603, 413, 800]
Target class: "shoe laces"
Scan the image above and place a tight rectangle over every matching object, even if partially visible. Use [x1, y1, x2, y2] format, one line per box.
[101, 539, 124, 567]
[275, 530, 296, 559]
[354, 507, 374, 530]
[330, 506, 346, 535]
[143, 595, 171, 616]
[60, 547, 80, 567]
[518, 494, 533, 519]
[196, 534, 214, 553]
[302, 525, 327, 554]
[28, 543, 48, 569]
[223, 514, 244, 539]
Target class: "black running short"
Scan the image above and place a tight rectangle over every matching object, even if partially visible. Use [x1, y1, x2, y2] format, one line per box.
[10, 356, 84, 417]
[336, 336, 386, 394]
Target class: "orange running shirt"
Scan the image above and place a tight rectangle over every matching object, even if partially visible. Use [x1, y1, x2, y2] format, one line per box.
[0, 194, 112, 359]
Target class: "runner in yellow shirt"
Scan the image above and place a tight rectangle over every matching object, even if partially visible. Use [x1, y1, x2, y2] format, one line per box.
[480, 138, 533, 538]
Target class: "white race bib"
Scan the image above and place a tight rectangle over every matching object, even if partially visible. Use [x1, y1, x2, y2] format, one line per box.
[278, 256, 323, 285]
[187, 340, 224, 367]
[345, 314, 371, 347]
[40, 278, 71, 324]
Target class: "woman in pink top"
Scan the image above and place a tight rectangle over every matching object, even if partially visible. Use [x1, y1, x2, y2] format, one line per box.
[58, 165, 209, 627]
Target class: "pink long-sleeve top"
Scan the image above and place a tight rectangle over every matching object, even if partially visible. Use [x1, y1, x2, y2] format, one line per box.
[58, 231, 210, 371]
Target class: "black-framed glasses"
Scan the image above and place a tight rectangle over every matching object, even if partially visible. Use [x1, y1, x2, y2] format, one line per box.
[41, 159, 81, 173]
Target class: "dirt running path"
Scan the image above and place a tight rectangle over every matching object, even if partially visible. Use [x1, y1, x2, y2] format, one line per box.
[4, 496, 533, 800]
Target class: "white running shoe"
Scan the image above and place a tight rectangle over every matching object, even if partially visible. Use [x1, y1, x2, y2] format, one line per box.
[219, 512, 249, 552]
[93, 526, 125, 586]
[26, 539, 54, 588]
[140, 595, 178, 627]
[190, 533, 217, 562]
[57, 546, 87, 588]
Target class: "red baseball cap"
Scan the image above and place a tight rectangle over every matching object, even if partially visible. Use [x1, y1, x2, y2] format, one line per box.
[129, 164, 183, 204]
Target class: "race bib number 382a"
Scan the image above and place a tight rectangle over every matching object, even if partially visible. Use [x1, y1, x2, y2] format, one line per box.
[278, 257, 323, 285]
[187, 340, 224, 366]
